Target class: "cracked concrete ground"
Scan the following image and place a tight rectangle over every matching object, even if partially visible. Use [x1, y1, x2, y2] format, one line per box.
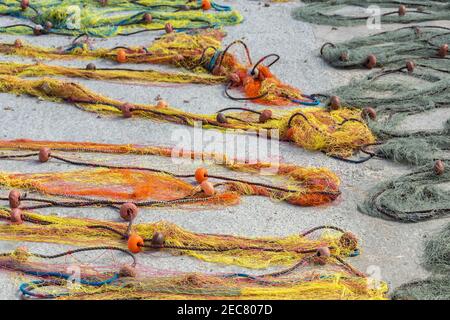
[0, 1, 448, 299]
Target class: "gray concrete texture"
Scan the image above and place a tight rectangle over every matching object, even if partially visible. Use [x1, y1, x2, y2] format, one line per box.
[0, 1, 449, 299]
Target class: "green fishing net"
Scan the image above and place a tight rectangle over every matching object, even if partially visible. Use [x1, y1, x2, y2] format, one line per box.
[303, 13, 450, 222]
[0, 0, 242, 37]
[320, 26, 450, 70]
[392, 223, 450, 299]
[423, 223, 450, 274]
[336, 69, 449, 222]
[293, 0, 450, 27]
[392, 276, 450, 300]
[358, 163, 449, 222]
[328, 64, 449, 166]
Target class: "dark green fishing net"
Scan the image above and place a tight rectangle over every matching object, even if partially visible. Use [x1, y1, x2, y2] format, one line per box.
[392, 223, 450, 299]
[293, 1, 450, 27]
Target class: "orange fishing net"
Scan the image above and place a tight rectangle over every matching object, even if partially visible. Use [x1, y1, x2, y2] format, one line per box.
[0, 139, 341, 207]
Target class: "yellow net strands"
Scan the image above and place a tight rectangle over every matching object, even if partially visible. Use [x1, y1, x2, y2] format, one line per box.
[0, 208, 361, 269]
[0, 0, 243, 37]
[0, 29, 225, 64]
[0, 139, 342, 207]
[0, 30, 376, 158]
[0, 30, 319, 106]
[0, 75, 376, 158]
[0, 61, 226, 85]
[0, 2, 393, 301]
[0, 246, 388, 300]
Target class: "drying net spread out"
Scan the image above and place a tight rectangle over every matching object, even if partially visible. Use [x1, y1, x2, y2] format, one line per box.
[392, 223, 450, 300]
[0, 61, 226, 85]
[0, 0, 443, 301]
[0, 246, 387, 300]
[358, 165, 450, 222]
[320, 26, 450, 71]
[0, 139, 342, 207]
[0, 139, 386, 299]
[0, 0, 243, 37]
[0, 209, 360, 269]
[302, 21, 450, 222]
[293, 1, 450, 27]
[0, 75, 375, 158]
[0, 30, 319, 106]
[0, 30, 376, 159]
[326, 41, 449, 221]
[0, 28, 226, 64]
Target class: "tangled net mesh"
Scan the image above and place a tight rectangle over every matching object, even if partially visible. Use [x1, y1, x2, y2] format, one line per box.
[293, 1, 450, 26]
[0, 0, 243, 37]
[0, 73, 375, 157]
[392, 223, 450, 299]
[320, 26, 450, 71]
[307, 23, 450, 222]
[1, 247, 387, 300]
[358, 164, 450, 222]
[0, 209, 360, 269]
[0, 29, 312, 106]
[0, 138, 345, 206]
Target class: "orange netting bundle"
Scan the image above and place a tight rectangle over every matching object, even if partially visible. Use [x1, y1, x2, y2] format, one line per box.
[0, 139, 341, 207]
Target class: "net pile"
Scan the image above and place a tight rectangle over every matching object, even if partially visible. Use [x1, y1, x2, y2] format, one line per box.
[0, 31, 316, 106]
[358, 164, 449, 222]
[0, 1, 396, 301]
[0, 61, 226, 85]
[0, 246, 387, 300]
[0, 139, 342, 207]
[320, 26, 450, 71]
[324, 32, 450, 221]
[0, 75, 375, 157]
[293, 1, 450, 26]
[0, 209, 360, 269]
[0, 29, 225, 66]
[392, 223, 450, 299]
[301, 18, 449, 221]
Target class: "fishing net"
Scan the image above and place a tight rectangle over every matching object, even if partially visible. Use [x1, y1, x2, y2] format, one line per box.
[391, 276, 450, 300]
[0, 0, 242, 37]
[358, 164, 450, 222]
[0, 75, 375, 157]
[0, 31, 318, 106]
[305, 23, 450, 221]
[323, 51, 449, 222]
[0, 28, 225, 64]
[0, 61, 226, 85]
[293, 1, 450, 27]
[0, 139, 343, 207]
[0, 167, 340, 207]
[392, 223, 450, 299]
[0, 246, 387, 300]
[320, 26, 450, 71]
[28, 272, 387, 300]
[423, 223, 450, 274]
[0, 209, 361, 269]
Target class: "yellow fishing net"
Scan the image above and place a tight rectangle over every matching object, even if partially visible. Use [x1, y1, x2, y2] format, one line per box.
[0, 30, 316, 106]
[0, 61, 225, 85]
[0, 76, 375, 157]
[0, 208, 359, 269]
[1, 250, 387, 300]
[54, 274, 388, 300]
